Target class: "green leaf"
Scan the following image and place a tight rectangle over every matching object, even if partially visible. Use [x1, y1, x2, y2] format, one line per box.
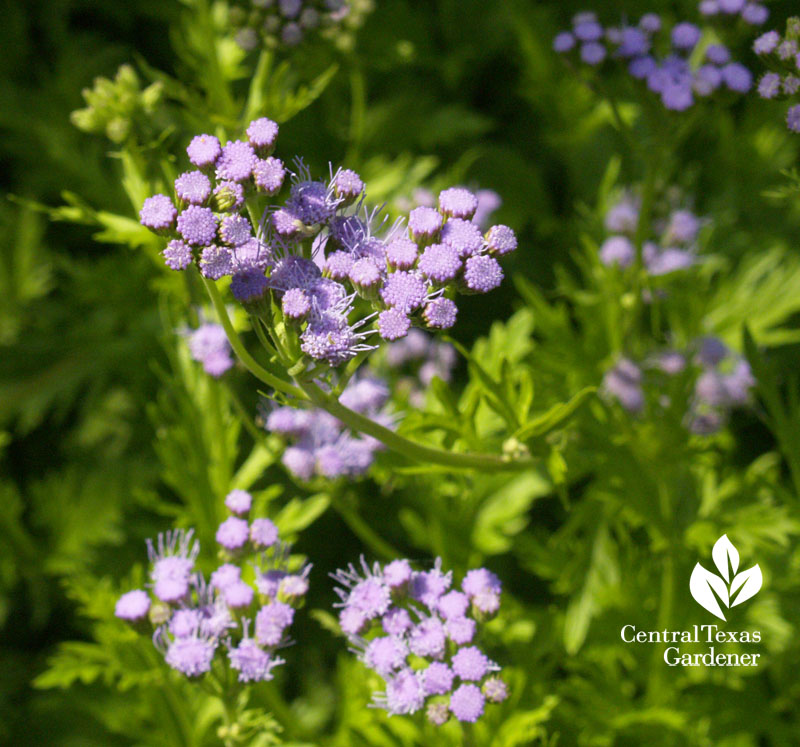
[514, 386, 597, 441]
[274, 494, 330, 537]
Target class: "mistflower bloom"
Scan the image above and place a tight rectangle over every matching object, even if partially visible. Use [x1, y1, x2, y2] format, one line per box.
[334, 169, 364, 202]
[228, 633, 284, 683]
[442, 218, 484, 258]
[378, 308, 411, 341]
[419, 243, 461, 283]
[671, 23, 700, 50]
[423, 297, 458, 329]
[115, 589, 151, 621]
[163, 633, 216, 677]
[210, 563, 241, 591]
[255, 602, 295, 646]
[599, 236, 635, 268]
[788, 105, 800, 133]
[250, 518, 279, 548]
[464, 255, 503, 293]
[213, 180, 245, 211]
[177, 205, 218, 246]
[187, 323, 234, 377]
[199, 245, 234, 280]
[225, 489, 252, 515]
[742, 4, 768, 25]
[603, 358, 645, 413]
[450, 684, 485, 723]
[722, 63, 753, 92]
[216, 140, 256, 182]
[175, 170, 212, 205]
[380, 271, 427, 313]
[216, 516, 250, 551]
[282, 287, 311, 319]
[323, 250, 355, 279]
[553, 31, 576, 52]
[333, 556, 505, 723]
[231, 269, 269, 303]
[147, 529, 200, 603]
[408, 206, 443, 243]
[247, 117, 279, 152]
[486, 224, 517, 255]
[140, 194, 177, 231]
[253, 157, 286, 194]
[163, 239, 193, 271]
[754, 31, 780, 55]
[581, 42, 606, 66]
[187, 134, 221, 168]
[438, 187, 478, 220]
[220, 214, 252, 246]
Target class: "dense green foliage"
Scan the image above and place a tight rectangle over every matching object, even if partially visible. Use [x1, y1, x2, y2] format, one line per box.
[2, 0, 800, 744]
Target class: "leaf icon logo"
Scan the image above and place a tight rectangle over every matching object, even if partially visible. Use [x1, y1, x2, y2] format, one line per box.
[690, 535, 762, 621]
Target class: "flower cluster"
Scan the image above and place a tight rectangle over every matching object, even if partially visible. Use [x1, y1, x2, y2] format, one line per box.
[603, 336, 754, 434]
[229, 0, 352, 50]
[331, 557, 508, 725]
[115, 491, 310, 682]
[554, 10, 753, 110]
[754, 18, 800, 132]
[396, 186, 502, 232]
[698, 0, 768, 25]
[383, 329, 457, 409]
[186, 322, 234, 377]
[600, 190, 701, 276]
[263, 374, 392, 480]
[139, 118, 518, 370]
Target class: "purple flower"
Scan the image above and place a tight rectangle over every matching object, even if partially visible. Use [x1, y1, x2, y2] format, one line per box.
[210, 563, 241, 591]
[334, 169, 364, 202]
[164, 634, 216, 677]
[408, 206, 443, 243]
[282, 287, 311, 319]
[446, 615, 476, 645]
[603, 358, 644, 413]
[574, 20, 603, 42]
[665, 210, 700, 244]
[383, 607, 413, 636]
[255, 602, 295, 646]
[705, 45, 730, 66]
[216, 140, 256, 182]
[671, 22, 700, 50]
[220, 214, 252, 246]
[580, 42, 606, 66]
[175, 170, 212, 206]
[188, 323, 234, 377]
[382, 669, 425, 715]
[225, 489, 252, 515]
[216, 517, 250, 551]
[422, 662, 454, 695]
[437, 590, 469, 620]
[553, 31, 576, 53]
[348, 258, 381, 291]
[599, 235, 635, 268]
[170, 608, 202, 638]
[177, 205, 218, 246]
[718, 0, 745, 12]
[423, 297, 458, 329]
[722, 63, 753, 93]
[699, 0, 719, 16]
[639, 14, 661, 33]
[742, 4, 768, 25]
[231, 269, 268, 303]
[163, 240, 193, 271]
[378, 308, 411, 341]
[228, 637, 283, 682]
[250, 518, 279, 548]
[486, 224, 517, 255]
[187, 134, 221, 168]
[788, 105, 800, 133]
[449, 683, 485, 723]
[380, 271, 427, 313]
[419, 243, 461, 283]
[439, 187, 478, 220]
[364, 636, 408, 677]
[140, 194, 177, 231]
[442, 218, 484, 258]
[451, 646, 496, 681]
[253, 157, 286, 194]
[408, 617, 446, 659]
[462, 568, 501, 597]
[147, 529, 200, 603]
[483, 677, 509, 703]
[757, 73, 781, 99]
[199, 245, 234, 280]
[753, 31, 780, 55]
[383, 559, 413, 588]
[224, 581, 254, 608]
[247, 117, 279, 152]
[463, 255, 503, 293]
[288, 177, 339, 225]
[115, 590, 150, 621]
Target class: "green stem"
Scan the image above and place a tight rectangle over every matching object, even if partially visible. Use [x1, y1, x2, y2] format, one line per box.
[202, 276, 307, 400]
[298, 380, 536, 472]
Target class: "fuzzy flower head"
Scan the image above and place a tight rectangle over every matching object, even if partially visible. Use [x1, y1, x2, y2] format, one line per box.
[332, 556, 505, 723]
